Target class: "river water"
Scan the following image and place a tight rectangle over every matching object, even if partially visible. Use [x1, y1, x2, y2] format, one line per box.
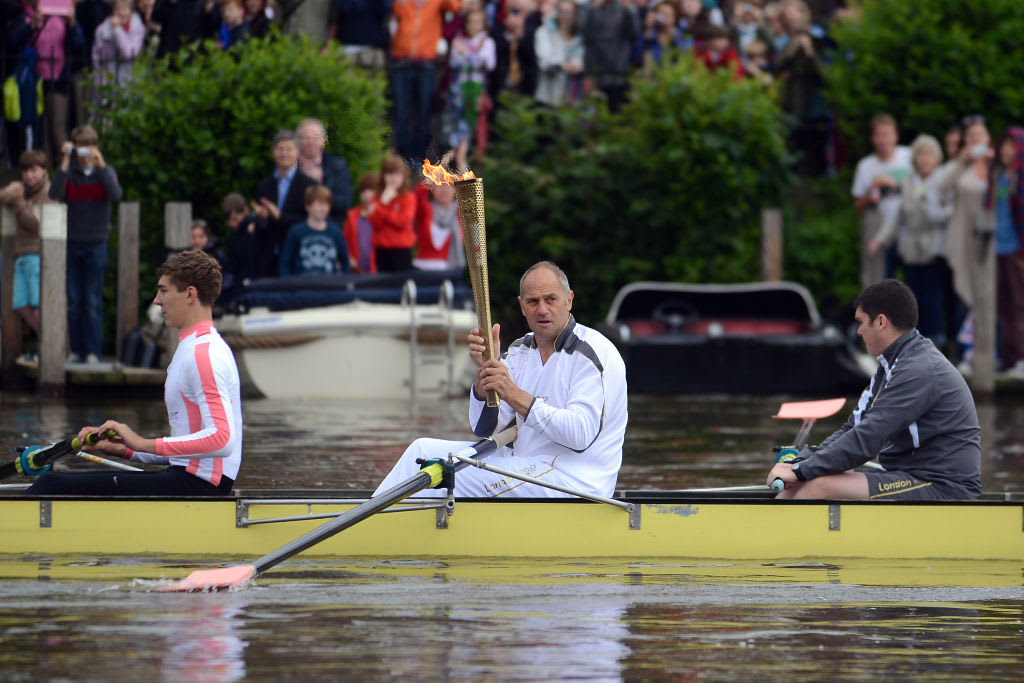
[1, 391, 1023, 681]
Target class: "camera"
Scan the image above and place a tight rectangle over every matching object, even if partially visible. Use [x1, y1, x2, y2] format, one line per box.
[67, 146, 92, 158]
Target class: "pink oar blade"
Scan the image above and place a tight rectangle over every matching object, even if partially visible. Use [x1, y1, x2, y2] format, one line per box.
[159, 564, 256, 593]
[772, 398, 846, 421]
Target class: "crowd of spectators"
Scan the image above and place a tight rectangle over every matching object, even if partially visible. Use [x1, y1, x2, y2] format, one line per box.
[211, 128, 464, 292]
[853, 113, 1024, 379]
[1, 0, 274, 165]
[1, 0, 855, 171]
[383, 0, 853, 166]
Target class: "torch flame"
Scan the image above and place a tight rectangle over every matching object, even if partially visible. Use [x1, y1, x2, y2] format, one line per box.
[422, 158, 476, 186]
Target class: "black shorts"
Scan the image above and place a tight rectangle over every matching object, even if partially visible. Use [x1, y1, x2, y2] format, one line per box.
[865, 471, 951, 500]
[24, 466, 234, 496]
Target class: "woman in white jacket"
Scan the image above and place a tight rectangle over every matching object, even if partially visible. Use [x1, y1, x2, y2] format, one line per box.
[92, 0, 147, 90]
[870, 134, 954, 346]
[534, 0, 585, 106]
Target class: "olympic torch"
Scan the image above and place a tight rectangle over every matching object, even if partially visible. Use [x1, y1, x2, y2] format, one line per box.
[422, 160, 499, 407]
[453, 177, 499, 407]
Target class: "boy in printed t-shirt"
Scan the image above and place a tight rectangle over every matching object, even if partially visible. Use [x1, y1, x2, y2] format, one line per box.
[279, 184, 351, 276]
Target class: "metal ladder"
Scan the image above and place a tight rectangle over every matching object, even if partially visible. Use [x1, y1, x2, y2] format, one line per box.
[403, 279, 457, 398]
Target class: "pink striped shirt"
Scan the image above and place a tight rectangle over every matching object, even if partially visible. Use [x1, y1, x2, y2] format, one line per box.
[128, 321, 243, 486]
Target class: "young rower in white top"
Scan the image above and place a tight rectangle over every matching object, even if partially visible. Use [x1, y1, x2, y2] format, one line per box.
[26, 250, 243, 496]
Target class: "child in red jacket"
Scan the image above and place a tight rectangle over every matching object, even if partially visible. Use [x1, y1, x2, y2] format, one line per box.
[368, 156, 417, 272]
[343, 172, 381, 273]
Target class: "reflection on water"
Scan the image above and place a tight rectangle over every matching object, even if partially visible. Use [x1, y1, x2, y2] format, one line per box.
[1, 392, 1024, 680]
[621, 601, 1024, 682]
[0, 566, 1022, 681]
[161, 601, 246, 683]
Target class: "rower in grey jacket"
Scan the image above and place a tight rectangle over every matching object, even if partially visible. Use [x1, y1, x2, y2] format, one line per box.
[768, 279, 981, 500]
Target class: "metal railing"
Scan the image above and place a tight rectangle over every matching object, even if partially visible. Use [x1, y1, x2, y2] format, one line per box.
[402, 278, 458, 399]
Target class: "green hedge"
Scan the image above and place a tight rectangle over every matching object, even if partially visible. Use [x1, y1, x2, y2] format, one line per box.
[480, 55, 793, 334]
[828, 0, 1024, 157]
[94, 34, 389, 332]
[782, 175, 861, 313]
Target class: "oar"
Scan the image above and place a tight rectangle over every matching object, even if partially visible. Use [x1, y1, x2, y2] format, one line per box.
[680, 484, 777, 494]
[770, 460, 884, 496]
[0, 429, 118, 482]
[74, 451, 144, 472]
[162, 424, 519, 592]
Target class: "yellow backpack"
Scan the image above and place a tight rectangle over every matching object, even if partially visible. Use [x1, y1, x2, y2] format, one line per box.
[3, 48, 44, 125]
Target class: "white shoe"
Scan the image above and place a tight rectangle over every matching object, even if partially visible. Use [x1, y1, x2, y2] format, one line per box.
[85, 353, 100, 365]
[16, 353, 38, 367]
[1003, 360, 1024, 379]
[957, 361, 972, 377]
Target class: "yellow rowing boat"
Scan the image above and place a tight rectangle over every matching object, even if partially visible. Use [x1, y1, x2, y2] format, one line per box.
[3, 490, 1022, 562]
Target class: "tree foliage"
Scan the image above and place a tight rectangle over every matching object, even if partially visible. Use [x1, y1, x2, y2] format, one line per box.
[828, 0, 1024, 157]
[481, 56, 793, 333]
[96, 35, 390, 308]
[782, 175, 862, 313]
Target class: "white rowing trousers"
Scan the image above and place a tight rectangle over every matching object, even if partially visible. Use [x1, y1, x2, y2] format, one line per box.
[373, 438, 579, 498]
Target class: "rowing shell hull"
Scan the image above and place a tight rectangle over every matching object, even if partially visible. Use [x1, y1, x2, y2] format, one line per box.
[2, 493, 1023, 561]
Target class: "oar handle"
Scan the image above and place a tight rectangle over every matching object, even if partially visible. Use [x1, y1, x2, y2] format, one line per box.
[72, 429, 118, 451]
[489, 424, 518, 450]
[771, 478, 785, 495]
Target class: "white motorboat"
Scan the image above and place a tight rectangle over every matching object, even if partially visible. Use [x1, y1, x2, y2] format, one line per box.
[217, 271, 478, 400]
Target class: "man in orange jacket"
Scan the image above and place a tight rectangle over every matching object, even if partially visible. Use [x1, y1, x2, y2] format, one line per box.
[390, 0, 461, 160]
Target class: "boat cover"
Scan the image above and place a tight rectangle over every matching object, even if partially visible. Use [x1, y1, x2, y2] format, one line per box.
[224, 269, 474, 312]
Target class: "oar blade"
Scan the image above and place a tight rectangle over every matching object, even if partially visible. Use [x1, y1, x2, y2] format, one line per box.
[772, 398, 846, 420]
[159, 564, 256, 593]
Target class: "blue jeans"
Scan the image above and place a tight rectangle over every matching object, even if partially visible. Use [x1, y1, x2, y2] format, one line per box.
[66, 241, 107, 358]
[13, 253, 40, 309]
[904, 261, 946, 346]
[390, 60, 435, 160]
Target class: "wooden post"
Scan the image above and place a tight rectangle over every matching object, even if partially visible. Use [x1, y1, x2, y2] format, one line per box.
[164, 202, 191, 252]
[760, 208, 783, 282]
[116, 202, 140, 367]
[39, 203, 68, 396]
[970, 236, 997, 395]
[0, 207, 19, 377]
[163, 202, 192, 363]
